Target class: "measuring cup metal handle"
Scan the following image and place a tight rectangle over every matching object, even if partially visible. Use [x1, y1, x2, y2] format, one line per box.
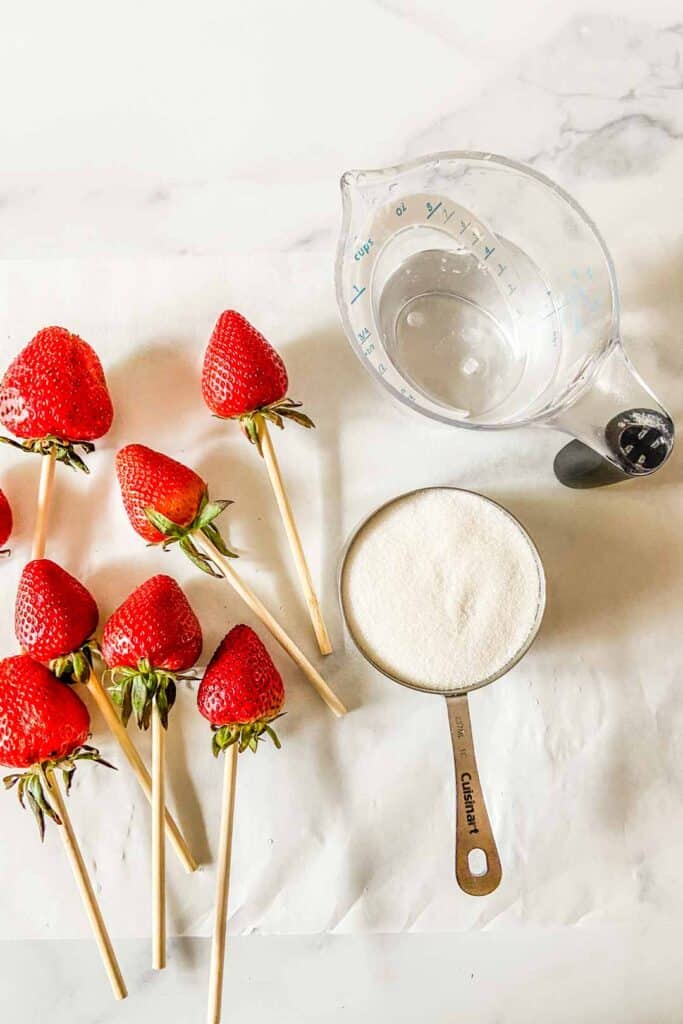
[446, 694, 502, 897]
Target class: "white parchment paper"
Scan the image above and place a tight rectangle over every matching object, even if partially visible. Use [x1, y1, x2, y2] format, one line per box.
[0, 248, 680, 939]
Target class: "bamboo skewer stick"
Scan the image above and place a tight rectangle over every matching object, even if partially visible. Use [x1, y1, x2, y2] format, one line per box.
[152, 705, 166, 970]
[25, 442, 129, 994]
[45, 769, 127, 1000]
[257, 418, 332, 656]
[32, 448, 57, 559]
[192, 532, 346, 717]
[207, 745, 238, 1024]
[85, 668, 197, 873]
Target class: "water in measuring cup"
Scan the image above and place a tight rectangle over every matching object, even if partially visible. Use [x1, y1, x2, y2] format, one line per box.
[377, 247, 560, 421]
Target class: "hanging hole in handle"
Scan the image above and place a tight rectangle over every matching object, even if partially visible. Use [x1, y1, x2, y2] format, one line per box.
[468, 848, 488, 876]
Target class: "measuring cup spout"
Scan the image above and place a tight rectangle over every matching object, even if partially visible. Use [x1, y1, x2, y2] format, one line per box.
[550, 340, 674, 488]
[340, 166, 386, 205]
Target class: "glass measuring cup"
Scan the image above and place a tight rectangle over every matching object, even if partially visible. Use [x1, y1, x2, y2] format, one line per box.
[335, 152, 674, 487]
[339, 487, 546, 897]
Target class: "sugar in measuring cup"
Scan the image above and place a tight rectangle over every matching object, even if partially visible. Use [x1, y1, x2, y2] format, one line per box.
[335, 152, 674, 487]
[339, 487, 545, 896]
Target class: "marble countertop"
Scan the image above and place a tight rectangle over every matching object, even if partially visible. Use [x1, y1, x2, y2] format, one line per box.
[2, 1, 683, 1020]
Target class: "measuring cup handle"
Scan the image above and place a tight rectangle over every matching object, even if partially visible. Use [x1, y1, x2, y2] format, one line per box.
[446, 694, 502, 897]
[551, 340, 674, 487]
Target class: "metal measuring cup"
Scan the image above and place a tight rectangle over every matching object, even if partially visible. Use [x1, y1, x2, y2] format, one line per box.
[339, 487, 546, 897]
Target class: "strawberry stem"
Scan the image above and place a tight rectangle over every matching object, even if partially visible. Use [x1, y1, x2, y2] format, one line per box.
[211, 713, 285, 756]
[3, 745, 115, 841]
[0, 434, 96, 473]
[231, 399, 315, 457]
[143, 493, 237, 577]
[107, 658, 193, 730]
[50, 639, 100, 685]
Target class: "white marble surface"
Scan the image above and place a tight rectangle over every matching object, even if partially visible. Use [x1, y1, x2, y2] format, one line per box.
[1, 0, 683, 1019]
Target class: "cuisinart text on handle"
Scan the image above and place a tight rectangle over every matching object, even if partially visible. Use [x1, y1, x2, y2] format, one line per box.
[460, 772, 479, 835]
[454, 714, 479, 835]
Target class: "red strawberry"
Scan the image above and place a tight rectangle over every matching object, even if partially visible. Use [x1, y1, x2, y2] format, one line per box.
[116, 444, 207, 543]
[102, 574, 202, 729]
[15, 560, 99, 680]
[0, 327, 113, 472]
[0, 655, 110, 838]
[0, 655, 90, 768]
[115, 444, 234, 576]
[201, 310, 314, 452]
[0, 488, 12, 554]
[197, 625, 285, 754]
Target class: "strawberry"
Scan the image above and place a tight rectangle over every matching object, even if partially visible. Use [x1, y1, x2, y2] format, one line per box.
[0, 654, 111, 838]
[102, 574, 203, 729]
[0, 326, 113, 472]
[0, 488, 12, 555]
[115, 443, 235, 576]
[201, 310, 314, 452]
[15, 559, 99, 682]
[197, 625, 285, 754]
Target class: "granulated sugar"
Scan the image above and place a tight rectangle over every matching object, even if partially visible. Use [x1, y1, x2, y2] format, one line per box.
[341, 488, 544, 692]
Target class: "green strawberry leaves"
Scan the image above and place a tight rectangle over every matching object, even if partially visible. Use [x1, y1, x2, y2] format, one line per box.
[143, 492, 237, 578]
[50, 639, 100, 685]
[211, 713, 285, 756]
[233, 399, 315, 456]
[3, 746, 115, 841]
[0, 434, 96, 473]
[178, 535, 223, 578]
[108, 658, 187, 730]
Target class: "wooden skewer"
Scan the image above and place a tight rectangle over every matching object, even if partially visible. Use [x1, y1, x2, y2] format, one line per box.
[26, 445, 197, 871]
[193, 532, 346, 717]
[152, 704, 166, 970]
[45, 768, 127, 1000]
[207, 744, 238, 1024]
[257, 418, 332, 656]
[85, 668, 197, 873]
[32, 448, 57, 559]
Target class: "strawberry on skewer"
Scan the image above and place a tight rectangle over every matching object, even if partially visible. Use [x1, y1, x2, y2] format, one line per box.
[0, 654, 126, 999]
[101, 574, 203, 970]
[17, 559, 99, 676]
[202, 310, 332, 656]
[0, 487, 13, 556]
[0, 326, 114, 558]
[114, 443, 346, 716]
[201, 310, 313, 448]
[15, 559, 198, 873]
[197, 626, 285, 1024]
